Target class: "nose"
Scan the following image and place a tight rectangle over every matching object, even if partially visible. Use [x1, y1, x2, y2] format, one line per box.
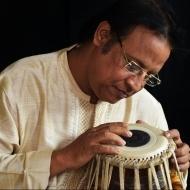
[124, 73, 145, 93]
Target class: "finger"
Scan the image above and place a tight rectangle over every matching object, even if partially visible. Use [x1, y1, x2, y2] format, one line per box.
[90, 122, 127, 134]
[99, 132, 126, 146]
[164, 129, 182, 144]
[136, 120, 144, 124]
[92, 144, 120, 155]
[93, 129, 130, 146]
[109, 124, 132, 137]
[175, 143, 190, 157]
[95, 123, 132, 137]
[101, 122, 127, 129]
[178, 161, 190, 172]
[171, 154, 189, 165]
[91, 122, 122, 132]
[94, 122, 127, 130]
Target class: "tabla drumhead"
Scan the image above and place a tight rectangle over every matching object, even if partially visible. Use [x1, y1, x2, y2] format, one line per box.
[118, 123, 172, 160]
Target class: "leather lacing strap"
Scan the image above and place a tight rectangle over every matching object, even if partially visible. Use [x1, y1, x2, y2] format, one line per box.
[86, 144, 185, 190]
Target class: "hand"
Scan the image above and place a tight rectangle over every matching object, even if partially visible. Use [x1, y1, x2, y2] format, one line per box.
[50, 122, 132, 177]
[164, 129, 190, 172]
[63, 122, 132, 169]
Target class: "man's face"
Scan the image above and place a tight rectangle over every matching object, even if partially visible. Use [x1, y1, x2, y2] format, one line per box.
[88, 25, 171, 103]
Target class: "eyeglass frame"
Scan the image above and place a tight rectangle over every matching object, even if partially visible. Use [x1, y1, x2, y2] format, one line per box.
[117, 35, 161, 87]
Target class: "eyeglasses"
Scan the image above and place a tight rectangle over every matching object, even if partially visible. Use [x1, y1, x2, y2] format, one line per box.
[118, 38, 161, 87]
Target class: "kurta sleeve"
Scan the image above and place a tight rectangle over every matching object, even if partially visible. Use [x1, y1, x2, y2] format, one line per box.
[0, 86, 52, 189]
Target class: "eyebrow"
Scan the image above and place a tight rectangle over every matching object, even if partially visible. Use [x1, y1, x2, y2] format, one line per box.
[125, 53, 146, 69]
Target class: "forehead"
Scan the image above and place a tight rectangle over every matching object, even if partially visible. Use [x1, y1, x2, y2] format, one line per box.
[122, 26, 171, 72]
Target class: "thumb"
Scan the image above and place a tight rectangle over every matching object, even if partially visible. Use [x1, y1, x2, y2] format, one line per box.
[136, 120, 144, 124]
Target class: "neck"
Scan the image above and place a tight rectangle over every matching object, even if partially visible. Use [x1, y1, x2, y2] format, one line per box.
[90, 94, 99, 104]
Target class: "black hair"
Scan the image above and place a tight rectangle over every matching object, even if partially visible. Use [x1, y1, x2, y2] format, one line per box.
[77, 0, 176, 47]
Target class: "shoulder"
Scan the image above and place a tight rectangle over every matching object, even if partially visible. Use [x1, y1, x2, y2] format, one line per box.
[0, 45, 74, 80]
[1, 51, 60, 75]
[0, 50, 65, 95]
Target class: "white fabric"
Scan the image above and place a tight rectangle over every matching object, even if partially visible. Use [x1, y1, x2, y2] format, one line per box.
[0, 46, 176, 189]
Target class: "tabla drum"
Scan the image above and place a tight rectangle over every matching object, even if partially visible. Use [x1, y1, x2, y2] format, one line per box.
[86, 123, 186, 190]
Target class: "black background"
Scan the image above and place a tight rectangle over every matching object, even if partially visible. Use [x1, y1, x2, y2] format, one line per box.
[0, 0, 189, 184]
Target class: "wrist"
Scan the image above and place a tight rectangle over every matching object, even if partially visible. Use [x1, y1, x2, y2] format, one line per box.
[50, 149, 69, 177]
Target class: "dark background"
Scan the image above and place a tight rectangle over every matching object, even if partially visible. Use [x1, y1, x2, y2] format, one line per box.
[0, 0, 189, 184]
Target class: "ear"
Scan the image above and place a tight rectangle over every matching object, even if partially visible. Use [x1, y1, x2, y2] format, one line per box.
[93, 21, 111, 47]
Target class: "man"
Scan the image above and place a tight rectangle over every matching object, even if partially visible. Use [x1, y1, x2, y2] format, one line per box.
[0, 0, 189, 189]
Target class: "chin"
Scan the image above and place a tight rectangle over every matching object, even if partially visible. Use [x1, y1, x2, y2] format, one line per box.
[105, 96, 122, 104]
[106, 100, 117, 104]
[98, 89, 123, 104]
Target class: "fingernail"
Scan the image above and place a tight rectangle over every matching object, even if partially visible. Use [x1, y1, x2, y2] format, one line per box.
[127, 131, 133, 137]
[165, 132, 170, 138]
[121, 140, 126, 146]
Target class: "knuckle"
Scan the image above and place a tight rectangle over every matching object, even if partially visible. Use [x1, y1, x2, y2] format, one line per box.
[177, 156, 188, 164]
[180, 162, 190, 171]
[171, 128, 180, 137]
[102, 123, 111, 128]
[96, 145, 106, 154]
[92, 144, 101, 154]
[107, 145, 120, 154]
[173, 128, 179, 133]
[181, 144, 190, 155]
[184, 143, 190, 149]
[90, 127, 97, 132]
[103, 130, 111, 138]
[179, 148, 186, 156]
[88, 140, 94, 147]
[111, 122, 122, 126]
[93, 144, 119, 155]
[85, 132, 94, 140]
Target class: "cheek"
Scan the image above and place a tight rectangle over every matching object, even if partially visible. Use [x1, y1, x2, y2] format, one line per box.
[88, 70, 108, 92]
[110, 69, 132, 85]
[88, 52, 126, 87]
[91, 70, 125, 86]
[88, 64, 111, 84]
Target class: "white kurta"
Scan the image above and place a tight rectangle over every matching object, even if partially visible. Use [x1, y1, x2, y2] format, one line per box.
[0, 46, 177, 189]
